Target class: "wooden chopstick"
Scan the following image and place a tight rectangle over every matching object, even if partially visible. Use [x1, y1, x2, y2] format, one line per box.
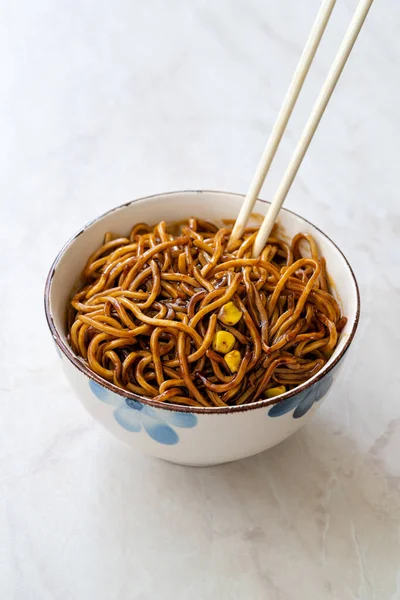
[229, 0, 337, 244]
[250, 0, 374, 258]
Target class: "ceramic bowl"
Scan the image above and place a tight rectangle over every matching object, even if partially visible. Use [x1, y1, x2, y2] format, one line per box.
[44, 191, 360, 466]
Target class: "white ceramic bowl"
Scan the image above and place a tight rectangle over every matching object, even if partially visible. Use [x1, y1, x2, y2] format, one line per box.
[44, 191, 360, 466]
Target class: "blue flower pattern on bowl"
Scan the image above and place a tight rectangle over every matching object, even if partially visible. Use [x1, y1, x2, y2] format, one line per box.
[268, 375, 333, 419]
[89, 380, 197, 445]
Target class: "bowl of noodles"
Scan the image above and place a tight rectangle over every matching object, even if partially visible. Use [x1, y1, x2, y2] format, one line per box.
[44, 190, 360, 466]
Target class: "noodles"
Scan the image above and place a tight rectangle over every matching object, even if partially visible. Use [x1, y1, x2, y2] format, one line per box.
[67, 218, 346, 407]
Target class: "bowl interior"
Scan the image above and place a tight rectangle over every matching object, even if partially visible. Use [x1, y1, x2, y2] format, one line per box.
[46, 191, 359, 408]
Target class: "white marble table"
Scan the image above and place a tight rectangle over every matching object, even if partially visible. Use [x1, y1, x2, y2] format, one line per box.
[1, 1, 399, 598]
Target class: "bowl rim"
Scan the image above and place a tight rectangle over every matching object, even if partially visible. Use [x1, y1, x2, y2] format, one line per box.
[44, 189, 360, 414]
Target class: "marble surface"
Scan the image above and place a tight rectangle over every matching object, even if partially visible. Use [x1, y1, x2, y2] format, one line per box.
[1, 0, 399, 598]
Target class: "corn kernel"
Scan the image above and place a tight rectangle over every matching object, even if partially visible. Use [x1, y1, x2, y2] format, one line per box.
[218, 301, 242, 326]
[212, 330, 236, 354]
[224, 350, 241, 373]
[266, 386, 287, 398]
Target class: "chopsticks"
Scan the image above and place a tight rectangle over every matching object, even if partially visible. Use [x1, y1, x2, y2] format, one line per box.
[229, 0, 336, 244]
[230, 0, 374, 258]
